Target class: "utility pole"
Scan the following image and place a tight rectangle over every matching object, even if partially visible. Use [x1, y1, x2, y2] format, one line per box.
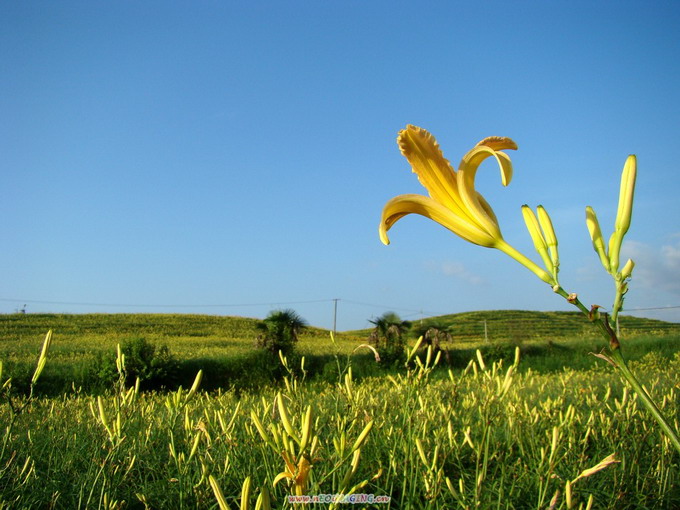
[332, 298, 339, 336]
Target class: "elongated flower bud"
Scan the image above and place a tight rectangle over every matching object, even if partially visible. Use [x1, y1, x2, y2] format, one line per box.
[241, 476, 252, 510]
[565, 480, 573, 508]
[415, 438, 428, 466]
[31, 330, 53, 385]
[299, 405, 313, 451]
[276, 393, 300, 443]
[185, 370, 203, 402]
[255, 487, 271, 510]
[209, 475, 231, 510]
[619, 258, 635, 280]
[521, 205, 553, 274]
[615, 155, 637, 236]
[339, 449, 361, 490]
[585, 206, 610, 272]
[609, 155, 637, 272]
[537, 206, 559, 273]
[351, 420, 374, 452]
[251, 411, 270, 443]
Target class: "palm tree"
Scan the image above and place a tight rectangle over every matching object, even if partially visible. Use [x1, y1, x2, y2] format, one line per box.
[368, 312, 411, 363]
[413, 321, 452, 364]
[256, 309, 308, 356]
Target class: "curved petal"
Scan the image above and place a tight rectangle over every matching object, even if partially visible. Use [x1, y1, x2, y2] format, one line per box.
[475, 136, 518, 152]
[273, 472, 293, 487]
[457, 143, 515, 238]
[295, 456, 312, 485]
[379, 193, 498, 247]
[397, 125, 473, 221]
[462, 141, 515, 186]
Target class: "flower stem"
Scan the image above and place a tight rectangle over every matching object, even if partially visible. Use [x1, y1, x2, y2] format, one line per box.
[555, 287, 680, 456]
[495, 240, 556, 286]
[608, 347, 680, 455]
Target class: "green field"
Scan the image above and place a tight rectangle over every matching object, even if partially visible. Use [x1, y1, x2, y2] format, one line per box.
[1, 312, 679, 508]
[1, 311, 679, 393]
[0, 313, 360, 394]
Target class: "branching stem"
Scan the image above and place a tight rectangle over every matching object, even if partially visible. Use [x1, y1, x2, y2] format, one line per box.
[554, 286, 680, 456]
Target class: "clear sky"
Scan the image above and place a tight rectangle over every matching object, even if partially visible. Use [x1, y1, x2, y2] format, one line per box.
[2, 1, 680, 331]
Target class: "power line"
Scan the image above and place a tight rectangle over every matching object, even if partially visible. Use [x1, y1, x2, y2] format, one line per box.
[1, 296, 678, 317]
[625, 305, 680, 311]
[0, 296, 446, 316]
[340, 299, 445, 318]
[0, 297, 334, 308]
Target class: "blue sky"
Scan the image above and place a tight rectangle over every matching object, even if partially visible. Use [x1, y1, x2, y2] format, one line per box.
[2, 1, 680, 331]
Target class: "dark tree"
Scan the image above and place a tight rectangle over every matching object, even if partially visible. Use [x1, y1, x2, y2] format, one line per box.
[256, 309, 308, 356]
[413, 321, 452, 364]
[368, 312, 411, 364]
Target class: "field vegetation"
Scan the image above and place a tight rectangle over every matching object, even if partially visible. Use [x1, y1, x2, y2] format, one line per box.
[1, 312, 679, 508]
[1, 312, 678, 394]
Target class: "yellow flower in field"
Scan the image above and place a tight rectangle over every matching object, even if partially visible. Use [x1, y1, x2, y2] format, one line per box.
[379, 125, 555, 285]
[380, 125, 515, 248]
[273, 451, 312, 496]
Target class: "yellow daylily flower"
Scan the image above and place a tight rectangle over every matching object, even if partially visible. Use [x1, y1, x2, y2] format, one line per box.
[273, 451, 312, 496]
[379, 125, 514, 248]
[379, 125, 554, 285]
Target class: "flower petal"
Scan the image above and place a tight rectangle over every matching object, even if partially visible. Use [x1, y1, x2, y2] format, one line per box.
[476, 191, 499, 226]
[273, 472, 293, 487]
[281, 450, 296, 474]
[295, 456, 312, 486]
[457, 143, 516, 238]
[379, 194, 497, 247]
[475, 136, 518, 152]
[397, 125, 473, 222]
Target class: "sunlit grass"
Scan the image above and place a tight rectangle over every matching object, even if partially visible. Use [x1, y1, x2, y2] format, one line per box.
[1, 313, 678, 397]
[1, 341, 679, 508]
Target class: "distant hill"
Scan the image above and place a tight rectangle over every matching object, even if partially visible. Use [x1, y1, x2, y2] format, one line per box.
[0, 313, 265, 341]
[0, 312, 344, 346]
[1, 311, 678, 346]
[347, 310, 680, 342]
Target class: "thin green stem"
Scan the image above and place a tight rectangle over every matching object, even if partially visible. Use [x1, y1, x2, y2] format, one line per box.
[609, 348, 680, 455]
[556, 288, 680, 456]
[495, 240, 555, 286]
[611, 277, 627, 325]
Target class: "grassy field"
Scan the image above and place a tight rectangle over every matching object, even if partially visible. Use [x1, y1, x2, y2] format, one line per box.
[346, 309, 680, 341]
[0, 313, 358, 394]
[1, 312, 679, 508]
[1, 312, 678, 393]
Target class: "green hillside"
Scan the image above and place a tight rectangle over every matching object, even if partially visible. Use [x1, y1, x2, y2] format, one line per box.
[0, 313, 342, 362]
[0, 313, 264, 341]
[349, 309, 680, 341]
[0, 311, 678, 395]
[0, 313, 351, 395]
[3, 310, 678, 346]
